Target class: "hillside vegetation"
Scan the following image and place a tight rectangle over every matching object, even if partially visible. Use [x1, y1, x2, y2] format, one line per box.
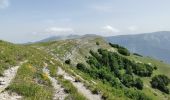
[33, 36, 170, 100]
[0, 40, 85, 100]
[0, 35, 170, 100]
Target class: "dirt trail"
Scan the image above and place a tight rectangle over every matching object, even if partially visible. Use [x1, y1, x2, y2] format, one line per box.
[43, 67, 67, 100]
[0, 66, 20, 92]
[0, 92, 22, 100]
[0, 60, 27, 100]
[57, 67, 102, 100]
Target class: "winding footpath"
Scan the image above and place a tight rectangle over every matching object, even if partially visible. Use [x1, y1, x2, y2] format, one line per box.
[43, 67, 68, 100]
[57, 67, 102, 100]
[0, 61, 27, 100]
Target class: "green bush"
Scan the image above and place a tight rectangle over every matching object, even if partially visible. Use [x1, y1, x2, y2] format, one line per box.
[124, 89, 151, 100]
[65, 59, 71, 64]
[76, 63, 89, 73]
[75, 48, 159, 99]
[96, 41, 100, 45]
[121, 74, 134, 88]
[109, 43, 130, 56]
[118, 48, 130, 56]
[133, 53, 143, 57]
[151, 75, 170, 94]
[134, 78, 143, 90]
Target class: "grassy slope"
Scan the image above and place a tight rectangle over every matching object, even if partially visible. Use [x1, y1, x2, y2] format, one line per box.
[32, 36, 170, 100]
[0, 40, 27, 75]
[0, 40, 87, 100]
[128, 55, 170, 99]
[0, 40, 59, 99]
[32, 36, 115, 66]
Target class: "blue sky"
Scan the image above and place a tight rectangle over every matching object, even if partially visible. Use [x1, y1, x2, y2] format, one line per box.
[0, 0, 170, 43]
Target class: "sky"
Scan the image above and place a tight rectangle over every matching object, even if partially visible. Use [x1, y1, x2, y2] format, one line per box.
[0, 0, 170, 43]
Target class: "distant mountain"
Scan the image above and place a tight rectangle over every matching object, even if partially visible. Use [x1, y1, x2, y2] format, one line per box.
[36, 34, 101, 43]
[36, 34, 81, 43]
[106, 31, 170, 63]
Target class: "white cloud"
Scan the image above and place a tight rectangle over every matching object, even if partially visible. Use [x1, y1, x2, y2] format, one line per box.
[0, 0, 9, 9]
[128, 26, 138, 31]
[45, 27, 74, 35]
[103, 25, 120, 33]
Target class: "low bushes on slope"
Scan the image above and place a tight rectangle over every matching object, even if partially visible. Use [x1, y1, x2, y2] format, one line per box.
[109, 43, 130, 56]
[151, 75, 170, 94]
[76, 48, 156, 100]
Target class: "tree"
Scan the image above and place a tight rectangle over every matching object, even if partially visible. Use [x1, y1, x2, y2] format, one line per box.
[121, 74, 134, 87]
[134, 78, 143, 90]
[126, 65, 133, 75]
[109, 43, 130, 56]
[118, 48, 130, 56]
[96, 41, 100, 45]
[76, 63, 89, 73]
[151, 75, 170, 94]
[65, 59, 71, 64]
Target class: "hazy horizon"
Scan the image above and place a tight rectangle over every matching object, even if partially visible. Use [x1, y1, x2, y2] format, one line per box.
[1, 0, 170, 43]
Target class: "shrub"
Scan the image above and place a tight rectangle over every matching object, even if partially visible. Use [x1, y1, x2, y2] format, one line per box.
[109, 43, 120, 48]
[96, 41, 100, 45]
[124, 89, 151, 100]
[91, 87, 99, 94]
[65, 59, 71, 64]
[133, 53, 143, 57]
[132, 63, 153, 77]
[76, 63, 88, 72]
[121, 74, 134, 87]
[75, 77, 81, 82]
[118, 48, 130, 56]
[153, 66, 157, 70]
[134, 78, 143, 90]
[151, 75, 170, 94]
[109, 43, 130, 56]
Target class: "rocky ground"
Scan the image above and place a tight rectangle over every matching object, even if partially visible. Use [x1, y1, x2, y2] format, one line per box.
[57, 67, 102, 100]
[43, 66, 68, 100]
[0, 61, 27, 100]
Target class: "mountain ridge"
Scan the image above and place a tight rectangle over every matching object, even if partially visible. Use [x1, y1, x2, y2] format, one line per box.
[106, 31, 170, 63]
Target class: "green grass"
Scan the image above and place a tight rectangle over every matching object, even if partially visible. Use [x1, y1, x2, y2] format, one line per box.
[60, 63, 127, 100]
[32, 40, 78, 57]
[57, 51, 169, 100]
[30, 36, 170, 100]
[57, 75, 87, 100]
[0, 41, 29, 75]
[7, 62, 53, 100]
[0, 41, 61, 100]
[126, 53, 170, 99]
[128, 55, 170, 76]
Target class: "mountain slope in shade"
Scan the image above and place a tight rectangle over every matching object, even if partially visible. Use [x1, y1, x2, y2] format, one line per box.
[106, 31, 170, 63]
